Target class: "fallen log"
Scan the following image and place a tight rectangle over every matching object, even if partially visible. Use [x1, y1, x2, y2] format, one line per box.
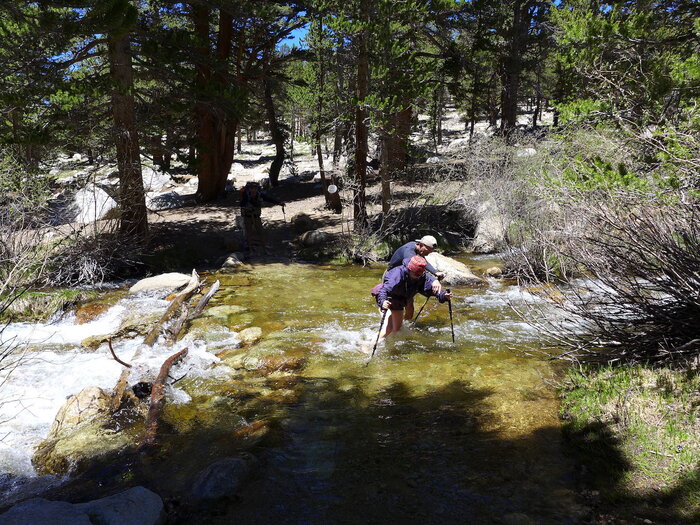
[140, 347, 189, 449]
[143, 270, 200, 346]
[164, 280, 220, 346]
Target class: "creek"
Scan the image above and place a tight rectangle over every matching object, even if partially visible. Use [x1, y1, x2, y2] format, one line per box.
[0, 256, 586, 523]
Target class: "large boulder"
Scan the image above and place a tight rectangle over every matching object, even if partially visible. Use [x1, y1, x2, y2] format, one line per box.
[299, 230, 333, 247]
[129, 272, 192, 295]
[32, 421, 132, 476]
[32, 387, 130, 475]
[146, 190, 186, 211]
[470, 198, 506, 254]
[425, 252, 486, 286]
[0, 488, 163, 525]
[0, 498, 92, 525]
[290, 213, 316, 234]
[46, 386, 111, 440]
[221, 253, 244, 269]
[73, 183, 118, 223]
[141, 166, 172, 192]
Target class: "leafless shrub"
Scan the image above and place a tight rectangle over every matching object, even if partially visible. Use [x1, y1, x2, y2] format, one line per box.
[452, 126, 700, 364]
[511, 191, 700, 364]
[337, 161, 478, 263]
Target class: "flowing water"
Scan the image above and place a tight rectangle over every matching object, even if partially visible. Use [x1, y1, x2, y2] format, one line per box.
[0, 256, 587, 523]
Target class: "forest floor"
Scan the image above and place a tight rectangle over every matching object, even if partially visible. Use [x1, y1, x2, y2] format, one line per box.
[143, 106, 513, 271]
[145, 158, 363, 272]
[146, 162, 334, 270]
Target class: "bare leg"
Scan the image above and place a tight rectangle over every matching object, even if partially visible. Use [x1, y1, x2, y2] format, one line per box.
[405, 299, 415, 321]
[379, 309, 404, 341]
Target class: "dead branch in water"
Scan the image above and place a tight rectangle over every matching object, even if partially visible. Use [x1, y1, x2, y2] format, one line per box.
[140, 347, 188, 449]
[143, 270, 200, 346]
[108, 338, 132, 368]
[164, 280, 220, 346]
[110, 368, 132, 413]
[189, 280, 220, 320]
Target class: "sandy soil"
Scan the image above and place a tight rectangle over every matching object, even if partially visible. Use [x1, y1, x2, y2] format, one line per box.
[146, 141, 349, 268]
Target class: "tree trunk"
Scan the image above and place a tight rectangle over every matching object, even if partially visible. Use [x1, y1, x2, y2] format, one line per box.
[193, 7, 236, 202]
[163, 130, 172, 170]
[317, 137, 341, 213]
[378, 106, 411, 216]
[264, 76, 285, 187]
[500, 0, 531, 136]
[436, 88, 443, 146]
[332, 122, 344, 167]
[107, 27, 148, 240]
[353, 0, 370, 232]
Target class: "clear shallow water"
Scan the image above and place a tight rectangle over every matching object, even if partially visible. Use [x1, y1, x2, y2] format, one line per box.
[0, 258, 586, 522]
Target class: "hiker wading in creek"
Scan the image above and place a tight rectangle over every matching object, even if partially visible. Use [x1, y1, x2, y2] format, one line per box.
[371, 255, 453, 345]
[239, 181, 284, 254]
[387, 235, 446, 319]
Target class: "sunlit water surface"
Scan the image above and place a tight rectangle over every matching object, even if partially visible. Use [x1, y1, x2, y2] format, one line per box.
[0, 257, 586, 523]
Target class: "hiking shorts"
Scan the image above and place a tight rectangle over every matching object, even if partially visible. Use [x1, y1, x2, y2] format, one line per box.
[375, 295, 408, 311]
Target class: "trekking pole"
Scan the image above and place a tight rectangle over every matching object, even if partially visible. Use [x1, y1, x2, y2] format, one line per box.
[368, 308, 389, 363]
[412, 295, 430, 323]
[447, 288, 455, 343]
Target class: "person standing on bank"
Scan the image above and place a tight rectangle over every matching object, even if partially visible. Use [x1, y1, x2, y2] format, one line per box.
[387, 235, 446, 319]
[374, 255, 453, 344]
[239, 181, 285, 253]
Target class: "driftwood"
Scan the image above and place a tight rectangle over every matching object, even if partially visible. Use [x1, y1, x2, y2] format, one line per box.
[108, 338, 132, 368]
[104, 271, 221, 445]
[110, 368, 132, 413]
[164, 280, 220, 346]
[189, 280, 220, 320]
[140, 347, 189, 449]
[143, 270, 200, 346]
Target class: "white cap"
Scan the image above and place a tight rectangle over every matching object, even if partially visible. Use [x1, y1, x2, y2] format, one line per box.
[415, 235, 438, 249]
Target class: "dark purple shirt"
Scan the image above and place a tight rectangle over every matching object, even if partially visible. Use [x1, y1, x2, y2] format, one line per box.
[377, 262, 448, 307]
[387, 241, 439, 276]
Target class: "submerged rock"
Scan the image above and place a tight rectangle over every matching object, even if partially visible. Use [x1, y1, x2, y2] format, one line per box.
[204, 305, 248, 319]
[190, 454, 257, 501]
[74, 302, 110, 324]
[0, 498, 92, 525]
[238, 326, 263, 345]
